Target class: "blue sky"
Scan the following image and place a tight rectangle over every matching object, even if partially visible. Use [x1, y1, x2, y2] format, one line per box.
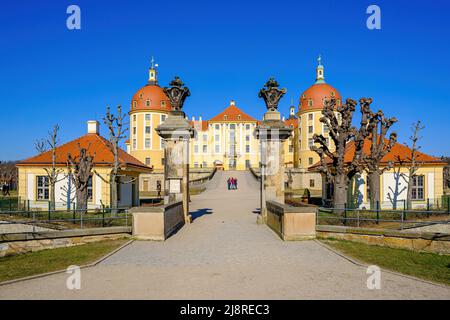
[0, 0, 449, 160]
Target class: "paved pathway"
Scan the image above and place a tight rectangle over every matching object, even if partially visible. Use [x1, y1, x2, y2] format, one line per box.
[1, 171, 449, 299]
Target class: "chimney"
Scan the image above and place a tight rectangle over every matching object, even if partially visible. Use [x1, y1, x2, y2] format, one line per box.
[87, 120, 99, 134]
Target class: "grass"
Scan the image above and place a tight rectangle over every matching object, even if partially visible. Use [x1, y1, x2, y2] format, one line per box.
[0, 239, 128, 283]
[322, 239, 450, 286]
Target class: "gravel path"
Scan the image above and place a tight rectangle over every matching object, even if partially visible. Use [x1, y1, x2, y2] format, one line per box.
[1, 171, 449, 299]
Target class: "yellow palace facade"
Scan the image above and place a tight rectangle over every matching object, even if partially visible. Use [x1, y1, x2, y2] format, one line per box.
[125, 58, 336, 192]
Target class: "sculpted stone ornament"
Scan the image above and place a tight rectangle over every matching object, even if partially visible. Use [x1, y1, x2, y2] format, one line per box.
[164, 76, 190, 112]
[258, 77, 287, 112]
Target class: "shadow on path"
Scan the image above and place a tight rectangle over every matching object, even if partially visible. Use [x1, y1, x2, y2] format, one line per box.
[190, 208, 213, 222]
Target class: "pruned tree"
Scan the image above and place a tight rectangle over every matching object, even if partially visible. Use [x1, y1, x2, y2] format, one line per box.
[67, 146, 94, 213]
[102, 105, 129, 213]
[402, 121, 425, 210]
[34, 139, 47, 154]
[0, 161, 18, 194]
[362, 109, 397, 209]
[39, 125, 66, 210]
[311, 98, 376, 211]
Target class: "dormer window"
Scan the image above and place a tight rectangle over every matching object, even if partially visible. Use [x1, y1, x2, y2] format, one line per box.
[308, 99, 313, 107]
[133, 101, 137, 109]
[237, 115, 241, 120]
[224, 115, 228, 120]
[139, 93, 143, 99]
[330, 91, 335, 97]
[146, 100, 150, 107]
[161, 101, 166, 108]
[302, 94, 306, 99]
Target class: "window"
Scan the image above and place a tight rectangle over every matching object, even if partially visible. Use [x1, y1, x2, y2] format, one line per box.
[132, 139, 136, 149]
[308, 113, 313, 120]
[215, 124, 220, 130]
[202, 145, 207, 153]
[412, 175, 425, 200]
[308, 100, 313, 107]
[230, 124, 235, 130]
[310, 179, 315, 188]
[145, 126, 151, 134]
[146, 100, 150, 107]
[145, 114, 151, 121]
[145, 138, 151, 149]
[336, 99, 341, 106]
[224, 115, 228, 120]
[246, 145, 250, 153]
[133, 127, 137, 134]
[133, 101, 137, 109]
[331, 91, 335, 97]
[161, 115, 166, 122]
[36, 176, 49, 200]
[308, 138, 314, 148]
[215, 145, 220, 153]
[237, 115, 241, 120]
[133, 115, 136, 122]
[246, 124, 250, 130]
[202, 161, 207, 168]
[87, 176, 93, 201]
[215, 134, 220, 142]
[194, 162, 199, 168]
[194, 145, 199, 153]
[145, 157, 151, 165]
[245, 135, 250, 142]
[289, 144, 294, 153]
[308, 157, 313, 165]
[308, 126, 313, 134]
[161, 101, 166, 108]
[203, 134, 207, 141]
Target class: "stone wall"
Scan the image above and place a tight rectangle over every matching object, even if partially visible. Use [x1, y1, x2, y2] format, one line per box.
[266, 200, 317, 240]
[0, 227, 131, 257]
[130, 201, 184, 240]
[316, 225, 450, 254]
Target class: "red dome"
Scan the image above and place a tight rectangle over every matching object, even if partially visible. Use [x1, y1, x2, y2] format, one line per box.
[299, 83, 342, 113]
[131, 84, 172, 113]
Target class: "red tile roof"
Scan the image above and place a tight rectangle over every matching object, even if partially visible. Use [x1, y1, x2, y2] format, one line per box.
[209, 104, 257, 122]
[309, 138, 446, 170]
[17, 133, 152, 172]
[284, 118, 298, 129]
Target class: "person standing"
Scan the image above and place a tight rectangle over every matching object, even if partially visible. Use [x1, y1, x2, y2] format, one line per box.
[235, 178, 238, 190]
[227, 178, 231, 190]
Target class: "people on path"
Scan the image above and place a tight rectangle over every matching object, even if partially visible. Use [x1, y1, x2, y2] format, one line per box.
[227, 178, 231, 190]
[226, 177, 239, 190]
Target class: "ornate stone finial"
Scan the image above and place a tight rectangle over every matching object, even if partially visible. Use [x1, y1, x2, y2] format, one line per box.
[258, 77, 287, 112]
[164, 76, 190, 112]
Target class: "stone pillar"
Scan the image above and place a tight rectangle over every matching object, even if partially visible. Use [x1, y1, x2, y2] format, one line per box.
[156, 77, 195, 224]
[255, 78, 292, 224]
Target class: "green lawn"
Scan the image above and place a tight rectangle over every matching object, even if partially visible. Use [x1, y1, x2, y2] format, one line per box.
[0, 239, 128, 283]
[322, 239, 450, 285]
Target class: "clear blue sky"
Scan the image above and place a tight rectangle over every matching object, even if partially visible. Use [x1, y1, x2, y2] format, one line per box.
[0, 0, 449, 160]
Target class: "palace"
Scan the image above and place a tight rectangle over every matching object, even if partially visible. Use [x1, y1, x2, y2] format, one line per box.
[125, 57, 337, 193]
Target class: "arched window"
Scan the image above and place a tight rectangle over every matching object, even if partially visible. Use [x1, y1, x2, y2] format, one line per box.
[146, 100, 150, 107]
[161, 101, 166, 108]
[308, 99, 313, 107]
[133, 101, 137, 109]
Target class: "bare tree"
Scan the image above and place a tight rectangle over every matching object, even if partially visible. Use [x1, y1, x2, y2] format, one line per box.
[67, 146, 94, 213]
[102, 106, 129, 213]
[34, 139, 47, 154]
[312, 98, 375, 211]
[362, 110, 397, 209]
[40, 125, 65, 210]
[402, 121, 425, 210]
[0, 161, 18, 194]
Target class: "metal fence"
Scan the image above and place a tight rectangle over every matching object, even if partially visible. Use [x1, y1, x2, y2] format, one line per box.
[0, 206, 131, 234]
[317, 204, 450, 230]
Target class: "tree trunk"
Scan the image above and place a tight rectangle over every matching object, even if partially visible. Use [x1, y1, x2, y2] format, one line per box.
[76, 188, 87, 213]
[110, 176, 118, 216]
[49, 183, 56, 211]
[333, 174, 348, 213]
[406, 174, 414, 210]
[368, 171, 380, 210]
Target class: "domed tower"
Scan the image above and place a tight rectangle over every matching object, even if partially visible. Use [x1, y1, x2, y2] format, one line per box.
[297, 56, 342, 186]
[126, 58, 172, 192]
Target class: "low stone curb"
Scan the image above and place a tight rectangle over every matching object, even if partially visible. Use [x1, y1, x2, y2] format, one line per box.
[0, 239, 134, 287]
[314, 239, 450, 290]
